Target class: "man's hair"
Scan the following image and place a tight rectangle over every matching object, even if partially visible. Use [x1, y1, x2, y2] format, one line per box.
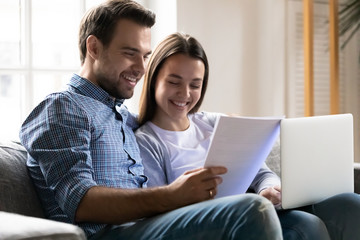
[79, 0, 156, 65]
[138, 32, 209, 126]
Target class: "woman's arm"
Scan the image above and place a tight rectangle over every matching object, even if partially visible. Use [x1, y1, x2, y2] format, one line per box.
[135, 125, 171, 187]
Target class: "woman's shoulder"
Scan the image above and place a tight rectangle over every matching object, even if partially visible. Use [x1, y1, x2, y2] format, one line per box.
[135, 121, 157, 138]
[135, 122, 168, 146]
[135, 122, 170, 163]
[190, 111, 224, 127]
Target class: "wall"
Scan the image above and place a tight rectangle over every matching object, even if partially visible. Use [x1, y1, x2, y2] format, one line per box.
[125, 0, 177, 112]
[176, 0, 360, 162]
[176, 0, 286, 117]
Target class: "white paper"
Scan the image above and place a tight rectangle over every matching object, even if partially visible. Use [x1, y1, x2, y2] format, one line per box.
[204, 115, 283, 198]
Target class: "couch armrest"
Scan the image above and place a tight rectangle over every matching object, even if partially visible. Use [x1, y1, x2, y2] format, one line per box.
[0, 211, 86, 240]
[355, 163, 360, 194]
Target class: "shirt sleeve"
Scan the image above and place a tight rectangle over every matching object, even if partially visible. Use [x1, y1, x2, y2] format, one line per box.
[250, 162, 281, 194]
[135, 125, 170, 187]
[200, 111, 224, 127]
[20, 93, 97, 222]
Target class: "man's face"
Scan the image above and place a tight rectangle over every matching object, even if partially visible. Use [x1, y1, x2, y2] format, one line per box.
[93, 19, 152, 99]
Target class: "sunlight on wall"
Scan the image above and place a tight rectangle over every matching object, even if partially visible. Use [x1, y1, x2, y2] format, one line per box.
[124, 0, 177, 113]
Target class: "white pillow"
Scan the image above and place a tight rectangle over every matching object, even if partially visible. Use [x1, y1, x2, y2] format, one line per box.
[0, 211, 86, 240]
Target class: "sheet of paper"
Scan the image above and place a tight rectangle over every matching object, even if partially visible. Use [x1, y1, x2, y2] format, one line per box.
[204, 115, 283, 198]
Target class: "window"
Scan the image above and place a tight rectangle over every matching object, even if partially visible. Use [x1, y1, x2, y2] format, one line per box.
[286, 0, 360, 161]
[0, 0, 177, 141]
[0, 0, 94, 141]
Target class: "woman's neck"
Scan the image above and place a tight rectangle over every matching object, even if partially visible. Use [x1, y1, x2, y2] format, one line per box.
[151, 114, 190, 131]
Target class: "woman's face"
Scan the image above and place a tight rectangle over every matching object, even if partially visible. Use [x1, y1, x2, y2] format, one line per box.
[152, 53, 205, 131]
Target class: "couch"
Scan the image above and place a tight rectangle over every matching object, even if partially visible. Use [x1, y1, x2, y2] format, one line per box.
[0, 141, 86, 240]
[0, 140, 359, 240]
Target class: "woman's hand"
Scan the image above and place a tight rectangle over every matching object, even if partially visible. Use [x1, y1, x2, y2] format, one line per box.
[259, 185, 282, 207]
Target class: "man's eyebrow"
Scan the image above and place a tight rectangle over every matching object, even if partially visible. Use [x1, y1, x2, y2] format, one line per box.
[121, 46, 152, 56]
[121, 46, 139, 52]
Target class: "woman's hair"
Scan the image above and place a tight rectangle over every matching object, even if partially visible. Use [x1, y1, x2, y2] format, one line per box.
[79, 0, 156, 65]
[138, 32, 209, 126]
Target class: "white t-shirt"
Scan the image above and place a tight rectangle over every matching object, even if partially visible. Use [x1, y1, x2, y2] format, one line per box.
[144, 113, 216, 182]
[135, 111, 280, 192]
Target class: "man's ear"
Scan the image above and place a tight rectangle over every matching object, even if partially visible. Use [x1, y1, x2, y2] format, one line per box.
[86, 35, 101, 60]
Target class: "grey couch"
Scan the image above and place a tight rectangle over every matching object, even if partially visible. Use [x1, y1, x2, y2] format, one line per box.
[0, 140, 359, 239]
[0, 141, 86, 240]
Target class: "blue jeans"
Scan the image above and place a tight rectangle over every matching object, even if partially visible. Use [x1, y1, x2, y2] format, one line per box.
[90, 193, 360, 240]
[90, 194, 283, 240]
[278, 193, 360, 240]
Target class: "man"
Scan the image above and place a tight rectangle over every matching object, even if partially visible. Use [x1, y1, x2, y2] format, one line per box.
[20, 0, 282, 239]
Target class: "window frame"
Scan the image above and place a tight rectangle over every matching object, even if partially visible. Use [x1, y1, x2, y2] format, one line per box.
[286, 0, 360, 161]
[0, 0, 91, 140]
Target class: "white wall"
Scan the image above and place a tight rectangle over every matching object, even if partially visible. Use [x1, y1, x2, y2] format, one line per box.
[177, 0, 286, 117]
[125, 0, 177, 112]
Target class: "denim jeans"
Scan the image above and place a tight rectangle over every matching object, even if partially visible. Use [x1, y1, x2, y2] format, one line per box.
[90, 194, 283, 240]
[278, 192, 360, 240]
[90, 192, 360, 240]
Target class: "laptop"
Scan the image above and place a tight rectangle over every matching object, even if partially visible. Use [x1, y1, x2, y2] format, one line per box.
[280, 113, 354, 209]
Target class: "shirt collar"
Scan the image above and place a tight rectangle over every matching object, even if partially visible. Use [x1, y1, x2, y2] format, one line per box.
[67, 74, 125, 109]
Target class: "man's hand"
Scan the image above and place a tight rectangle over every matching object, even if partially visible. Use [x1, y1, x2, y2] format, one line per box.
[259, 185, 282, 207]
[75, 167, 227, 224]
[166, 167, 227, 207]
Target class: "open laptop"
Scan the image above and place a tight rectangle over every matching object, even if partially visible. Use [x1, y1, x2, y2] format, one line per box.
[280, 113, 354, 209]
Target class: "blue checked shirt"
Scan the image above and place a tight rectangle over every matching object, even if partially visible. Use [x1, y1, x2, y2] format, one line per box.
[20, 74, 147, 237]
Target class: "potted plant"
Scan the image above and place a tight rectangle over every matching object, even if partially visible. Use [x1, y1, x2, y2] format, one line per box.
[339, 0, 360, 52]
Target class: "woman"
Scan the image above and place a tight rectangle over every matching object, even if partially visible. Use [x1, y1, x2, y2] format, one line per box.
[135, 32, 360, 240]
[136, 32, 280, 201]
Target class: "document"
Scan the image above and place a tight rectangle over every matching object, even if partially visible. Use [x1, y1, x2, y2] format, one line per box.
[204, 115, 283, 198]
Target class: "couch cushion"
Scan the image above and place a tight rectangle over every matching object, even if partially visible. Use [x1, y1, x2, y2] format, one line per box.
[265, 139, 281, 177]
[0, 211, 86, 240]
[0, 141, 44, 218]
[354, 163, 360, 194]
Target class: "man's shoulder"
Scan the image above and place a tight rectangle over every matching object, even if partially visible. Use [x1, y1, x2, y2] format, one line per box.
[47, 90, 109, 113]
[21, 90, 97, 132]
[41, 90, 85, 104]
[36, 91, 89, 113]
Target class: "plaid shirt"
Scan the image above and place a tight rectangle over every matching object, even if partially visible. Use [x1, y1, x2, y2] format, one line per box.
[20, 74, 147, 237]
